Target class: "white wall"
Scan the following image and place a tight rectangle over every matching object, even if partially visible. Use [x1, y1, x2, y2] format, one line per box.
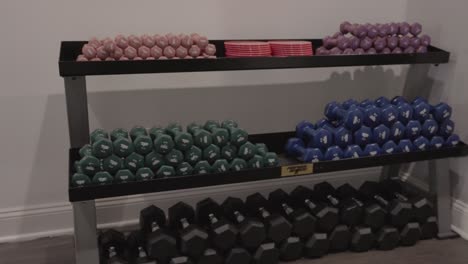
[0, 0, 411, 240]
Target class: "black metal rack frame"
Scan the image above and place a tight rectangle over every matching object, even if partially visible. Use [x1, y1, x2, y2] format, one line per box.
[59, 38, 459, 264]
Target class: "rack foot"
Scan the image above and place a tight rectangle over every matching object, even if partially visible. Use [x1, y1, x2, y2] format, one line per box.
[73, 201, 99, 264]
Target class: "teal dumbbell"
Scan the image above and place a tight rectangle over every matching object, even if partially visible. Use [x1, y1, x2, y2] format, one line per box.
[113, 136, 135, 158]
[255, 143, 279, 167]
[248, 155, 264, 169]
[110, 128, 129, 141]
[204, 121, 230, 147]
[71, 173, 91, 187]
[156, 165, 176, 177]
[101, 154, 124, 175]
[165, 125, 194, 151]
[238, 142, 256, 160]
[203, 144, 221, 164]
[130, 126, 153, 155]
[184, 145, 202, 165]
[176, 162, 194, 176]
[115, 169, 135, 183]
[187, 123, 213, 149]
[221, 144, 237, 161]
[230, 158, 247, 171]
[212, 159, 229, 173]
[194, 161, 212, 174]
[221, 120, 238, 129]
[149, 127, 175, 154]
[145, 151, 165, 171]
[222, 122, 248, 147]
[77, 156, 100, 176]
[79, 144, 92, 157]
[92, 171, 113, 185]
[164, 149, 184, 167]
[124, 153, 145, 172]
[136, 167, 155, 181]
[90, 129, 113, 158]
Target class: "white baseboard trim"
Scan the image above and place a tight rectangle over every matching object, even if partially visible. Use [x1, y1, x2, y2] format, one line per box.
[0, 168, 381, 243]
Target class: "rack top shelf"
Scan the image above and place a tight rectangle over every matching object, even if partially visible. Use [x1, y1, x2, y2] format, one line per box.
[59, 39, 450, 77]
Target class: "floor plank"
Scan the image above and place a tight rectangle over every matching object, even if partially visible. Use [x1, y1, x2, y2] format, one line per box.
[0, 236, 467, 264]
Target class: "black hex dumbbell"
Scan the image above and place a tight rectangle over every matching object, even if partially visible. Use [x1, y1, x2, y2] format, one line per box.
[99, 229, 128, 264]
[169, 256, 193, 264]
[196, 198, 238, 252]
[224, 247, 252, 264]
[126, 231, 153, 264]
[420, 216, 438, 240]
[375, 226, 400, 251]
[359, 181, 412, 228]
[139, 205, 178, 263]
[303, 233, 330, 259]
[314, 182, 363, 227]
[380, 179, 434, 223]
[268, 189, 316, 239]
[290, 185, 339, 233]
[169, 202, 209, 260]
[336, 183, 386, 230]
[221, 197, 278, 264]
[245, 193, 303, 262]
[197, 247, 223, 264]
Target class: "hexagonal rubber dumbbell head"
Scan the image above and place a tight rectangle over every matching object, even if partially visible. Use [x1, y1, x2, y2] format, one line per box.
[134, 134, 154, 156]
[126, 231, 153, 263]
[166, 126, 194, 151]
[176, 162, 193, 176]
[212, 159, 229, 173]
[114, 169, 135, 183]
[164, 149, 184, 167]
[420, 216, 438, 240]
[230, 158, 247, 172]
[187, 123, 213, 149]
[391, 96, 408, 105]
[92, 137, 113, 158]
[432, 102, 452, 123]
[196, 198, 238, 251]
[90, 129, 108, 144]
[102, 155, 123, 175]
[78, 155, 101, 177]
[390, 121, 406, 142]
[79, 144, 92, 158]
[303, 233, 330, 259]
[375, 226, 400, 250]
[125, 153, 145, 172]
[372, 124, 390, 145]
[71, 173, 91, 187]
[145, 151, 164, 171]
[203, 144, 221, 164]
[92, 171, 113, 185]
[139, 205, 178, 263]
[295, 120, 315, 141]
[396, 102, 413, 124]
[290, 185, 339, 233]
[184, 145, 202, 165]
[221, 144, 237, 161]
[225, 248, 252, 264]
[268, 189, 316, 238]
[421, 119, 439, 138]
[113, 137, 134, 158]
[154, 133, 175, 155]
[130, 126, 148, 140]
[413, 101, 431, 121]
[400, 222, 421, 247]
[136, 167, 155, 181]
[221, 197, 266, 249]
[350, 226, 375, 252]
[381, 105, 399, 127]
[169, 256, 192, 264]
[278, 236, 303, 262]
[204, 121, 230, 147]
[156, 165, 175, 178]
[193, 161, 212, 175]
[245, 193, 292, 243]
[222, 120, 238, 129]
[248, 155, 264, 169]
[237, 142, 256, 160]
[98, 229, 126, 262]
[149, 126, 165, 141]
[197, 248, 223, 264]
[168, 202, 209, 259]
[328, 225, 351, 252]
[361, 105, 382, 128]
[227, 127, 248, 147]
[110, 128, 129, 141]
[375, 96, 391, 108]
[340, 106, 363, 131]
[354, 126, 372, 147]
[252, 242, 279, 264]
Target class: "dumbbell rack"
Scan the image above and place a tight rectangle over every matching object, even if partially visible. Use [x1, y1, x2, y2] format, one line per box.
[59, 39, 467, 264]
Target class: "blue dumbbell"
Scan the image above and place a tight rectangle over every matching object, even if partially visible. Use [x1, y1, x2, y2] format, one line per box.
[372, 124, 390, 145]
[445, 134, 460, 147]
[361, 105, 382, 128]
[285, 138, 322, 162]
[431, 102, 452, 123]
[412, 96, 428, 105]
[360, 99, 374, 108]
[375, 96, 391, 108]
[324, 146, 344, 161]
[421, 119, 439, 138]
[414, 136, 430, 151]
[363, 143, 382, 157]
[439, 119, 455, 138]
[430, 136, 445, 149]
[307, 128, 333, 150]
[380, 104, 399, 127]
[412, 100, 431, 121]
[324, 102, 363, 131]
[344, 145, 363, 159]
[323, 125, 352, 148]
[296, 120, 315, 139]
[342, 99, 359, 110]
[391, 96, 408, 105]
[354, 126, 373, 147]
[382, 140, 400, 154]
[316, 118, 332, 128]
[390, 121, 406, 142]
[406, 120, 422, 140]
[399, 139, 415, 153]
[395, 102, 414, 124]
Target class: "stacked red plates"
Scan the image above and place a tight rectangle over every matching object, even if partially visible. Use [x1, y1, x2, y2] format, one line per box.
[225, 41, 272, 57]
[268, 41, 313, 57]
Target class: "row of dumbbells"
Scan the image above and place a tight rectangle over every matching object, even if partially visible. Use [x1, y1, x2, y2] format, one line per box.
[99, 180, 436, 264]
[72, 121, 279, 187]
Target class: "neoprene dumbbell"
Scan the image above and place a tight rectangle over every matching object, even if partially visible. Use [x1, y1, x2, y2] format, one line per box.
[149, 127, 175, 154]
[414, 136, 430, 151]
[405, 120, 422, 140]
[359, 99, 374, 108]
[219, 121, 249, 147]
[90, 129, 114, 159]
[168, 202, 209, 259]
[290, 186, 339, 233]
[139, 205, 178, 263]
[344, 145, 364, 159]
[101, 154, 123, 175]
[382, 140, 400, 155]
[336, 183, 386, 230]
[395, 101, 414, 124]
[99, 229, 127, 264]
[203, 144, 221, 164]
[399, 139, 415, 153]
[114, 169, 135, 183]
[380, 104, 399, 127]
[196, 198, 238, 251]
[165, 124, 194, 151]
[71, 172, 91, 187]
[314, 182, 363, 227]
[342, 99, 359, 110]
[255, 143, 279, 167]
[363, 143, 382, 157]
[221, 144, 237, 162]
[135, 167, 155, 181]
[421, 119, 439, 138]
[431, 102, 452, 123]
[390, 121, 406, 142]
[324, 146, 344, 161]
[446, 134, 460, 147]
[360, 104, 382, 128]
[285, 138, 323, 163]
[92, 171, 113, 185]
[130, 126, 153, 156]
[296, 121, 333, 150]
[193, 161, 212, 175]
[110, 128, 129, 141]
[439, 119, 455, 138]
[203, 121, 230, 147]
[359, 181, 412, 228]
[126, 231, 153, 264]
[322, 125, 352, 148]
[125, 152, 145, 172]
[372, 124, 390, 145]
[324, 102, 363, 131]
[184, 145, 202, 166]
[79, 144, 92, 158]
[268, 189, 316, 238]
[145, 151, 164, 172]
[165, 148, 184, 167]
[113, 136, 135, 158]
[374, 96, 391, 108]
[430, 136, 445, 149]
[354, 126, 373, 147]
[412, 98, 431, 121]
[391, 96, 408, 106]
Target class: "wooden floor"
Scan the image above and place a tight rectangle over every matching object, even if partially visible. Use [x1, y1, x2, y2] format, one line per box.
[0, 236, 467, 264]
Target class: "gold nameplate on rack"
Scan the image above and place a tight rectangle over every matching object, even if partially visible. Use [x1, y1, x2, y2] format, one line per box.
[281, 164, 314, 177]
